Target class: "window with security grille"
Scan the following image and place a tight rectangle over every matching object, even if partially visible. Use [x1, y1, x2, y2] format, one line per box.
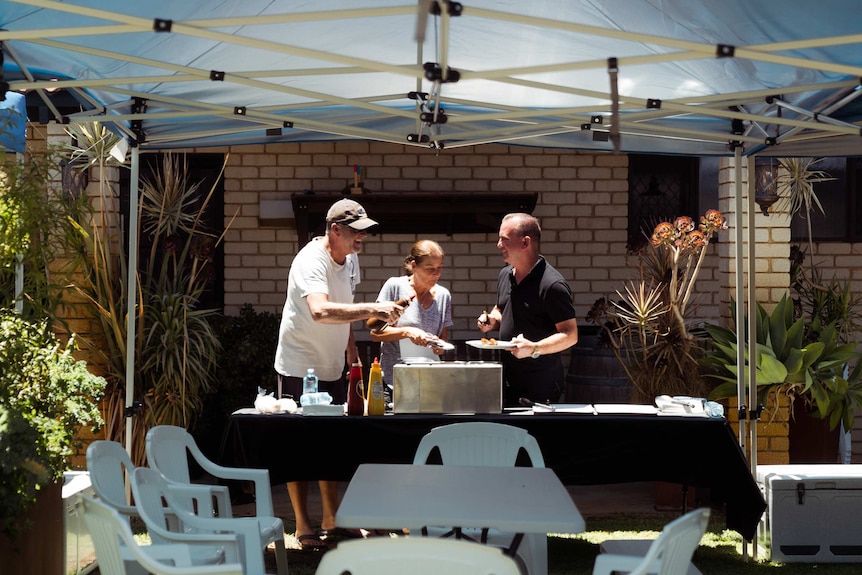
[787, 156, 850, 242]
[627, 155, 700, 251]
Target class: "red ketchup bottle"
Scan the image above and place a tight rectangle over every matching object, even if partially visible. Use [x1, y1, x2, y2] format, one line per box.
[347, 360, 365, 416]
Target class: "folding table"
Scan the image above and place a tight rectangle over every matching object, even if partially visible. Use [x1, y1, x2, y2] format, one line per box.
[336, 462, 585, 557]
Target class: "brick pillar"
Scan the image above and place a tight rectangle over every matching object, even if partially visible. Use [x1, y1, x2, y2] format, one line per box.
[46, 122, 111, 465]
[717, 156, 791, 464]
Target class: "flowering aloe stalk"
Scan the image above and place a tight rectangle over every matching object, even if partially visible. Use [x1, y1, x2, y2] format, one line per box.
[650, 209, 728, 339]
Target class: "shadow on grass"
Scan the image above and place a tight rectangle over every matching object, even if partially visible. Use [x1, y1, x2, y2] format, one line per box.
[122, 511, 860, 575]
[552, 510, 861, 575]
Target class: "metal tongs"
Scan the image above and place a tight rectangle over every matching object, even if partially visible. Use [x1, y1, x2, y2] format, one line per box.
[519, 397, 555, 412]
[427, 339, 455, 351]
[655, 395, 705, 414]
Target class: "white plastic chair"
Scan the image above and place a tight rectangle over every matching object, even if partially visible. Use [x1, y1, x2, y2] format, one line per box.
[87, 440, 227, 528]
[80, 495, 244, 575]
[86, 440, 140, 524]
[145, 425, 287, 575]
[86, 440, 234, 570]
[412, 422, 547, 575]
[315, 536, 522, 575]
[131, 466, 280, 575]
[413, 422, 545, 467]
[592, 508, 711, 575]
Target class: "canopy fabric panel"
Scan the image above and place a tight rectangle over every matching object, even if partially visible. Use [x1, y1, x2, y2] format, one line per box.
[0, 92, 26, 153]
[3, 0, 862, 156]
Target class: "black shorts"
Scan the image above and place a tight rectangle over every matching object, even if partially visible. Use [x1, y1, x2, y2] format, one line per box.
[501, 357, 565, 408]
[277, 373, 347, 405]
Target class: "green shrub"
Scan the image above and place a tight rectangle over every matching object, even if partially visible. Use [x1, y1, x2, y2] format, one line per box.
[194, 304, 280, 460]
[0, 309, 104, 540]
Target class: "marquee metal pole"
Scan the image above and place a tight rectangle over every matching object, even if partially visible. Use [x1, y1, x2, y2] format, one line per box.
[124, 144, 140, 459]
[734, 148, 747, 456]
[746, 155, 759, 477]
[746, 155, 759, 559]
[733, 148, 751, 559]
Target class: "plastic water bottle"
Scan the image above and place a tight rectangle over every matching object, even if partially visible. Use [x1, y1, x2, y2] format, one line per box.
[705, 400, 725, 418]
[303, 368, 318, 395]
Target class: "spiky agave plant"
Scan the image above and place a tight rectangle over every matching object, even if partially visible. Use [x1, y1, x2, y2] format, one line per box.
[596, 210, 727, 402]
[704, 294, 862, 431]
[775, 157, 834, 259]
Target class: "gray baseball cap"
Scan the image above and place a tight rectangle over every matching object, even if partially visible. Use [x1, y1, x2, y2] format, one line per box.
[325, 198, 379, 231]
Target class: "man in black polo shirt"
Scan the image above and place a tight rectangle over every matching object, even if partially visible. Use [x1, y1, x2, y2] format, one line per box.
[477, 213, 579, 406]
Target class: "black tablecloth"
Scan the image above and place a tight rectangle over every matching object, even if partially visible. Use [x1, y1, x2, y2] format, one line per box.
[218, 411, 765, 540]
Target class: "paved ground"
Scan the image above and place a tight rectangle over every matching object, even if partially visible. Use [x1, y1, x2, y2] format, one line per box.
[232, 480, 664, 550]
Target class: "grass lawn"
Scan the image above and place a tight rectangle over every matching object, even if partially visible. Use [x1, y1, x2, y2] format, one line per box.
[99, 508, 860, 575]
[551, 511, 858, 574]
[268, 510, 861, 575]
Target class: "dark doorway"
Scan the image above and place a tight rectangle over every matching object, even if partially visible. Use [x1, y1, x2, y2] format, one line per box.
[120, 153, 225, 311]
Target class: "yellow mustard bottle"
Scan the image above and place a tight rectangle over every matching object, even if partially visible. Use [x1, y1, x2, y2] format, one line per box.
[366, 357, 385, 416]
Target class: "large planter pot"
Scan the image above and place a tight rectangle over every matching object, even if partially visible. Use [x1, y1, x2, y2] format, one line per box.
[789, 400, 840, 464]
[0, 481, 64, 575]
[566, 344, 633, 404]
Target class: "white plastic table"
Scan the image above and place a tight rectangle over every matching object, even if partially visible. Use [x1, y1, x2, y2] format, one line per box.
[336, 463, 585, 537]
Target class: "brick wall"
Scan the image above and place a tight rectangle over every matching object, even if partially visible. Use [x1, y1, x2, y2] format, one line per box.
[717, 157, 791, 313]
[35, 123, 111, 467]
[220, 142, 722, 347]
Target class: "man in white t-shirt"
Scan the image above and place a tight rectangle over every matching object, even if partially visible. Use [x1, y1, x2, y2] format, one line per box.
[274, 198, 405, 550]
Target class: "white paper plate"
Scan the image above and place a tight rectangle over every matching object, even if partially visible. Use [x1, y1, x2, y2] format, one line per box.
[465, 339, 516, 350]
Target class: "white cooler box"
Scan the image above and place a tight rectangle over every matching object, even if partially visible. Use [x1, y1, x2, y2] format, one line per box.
[64, 471, 98, 575]
[757, 464, 862, 562]
[392, 361, 502, 414]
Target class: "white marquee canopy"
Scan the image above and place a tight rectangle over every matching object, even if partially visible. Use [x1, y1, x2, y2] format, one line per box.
[3, 0, 862, 157]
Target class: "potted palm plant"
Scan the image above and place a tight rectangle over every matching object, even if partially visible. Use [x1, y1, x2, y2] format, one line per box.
[787, 244, 862, 462]
[702, 293, 862, 450]
[773, 156, 857, 462]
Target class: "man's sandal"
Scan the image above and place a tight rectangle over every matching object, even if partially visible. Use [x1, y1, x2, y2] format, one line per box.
[296, 533, 327, 552]
[319, 527, 365, 543]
